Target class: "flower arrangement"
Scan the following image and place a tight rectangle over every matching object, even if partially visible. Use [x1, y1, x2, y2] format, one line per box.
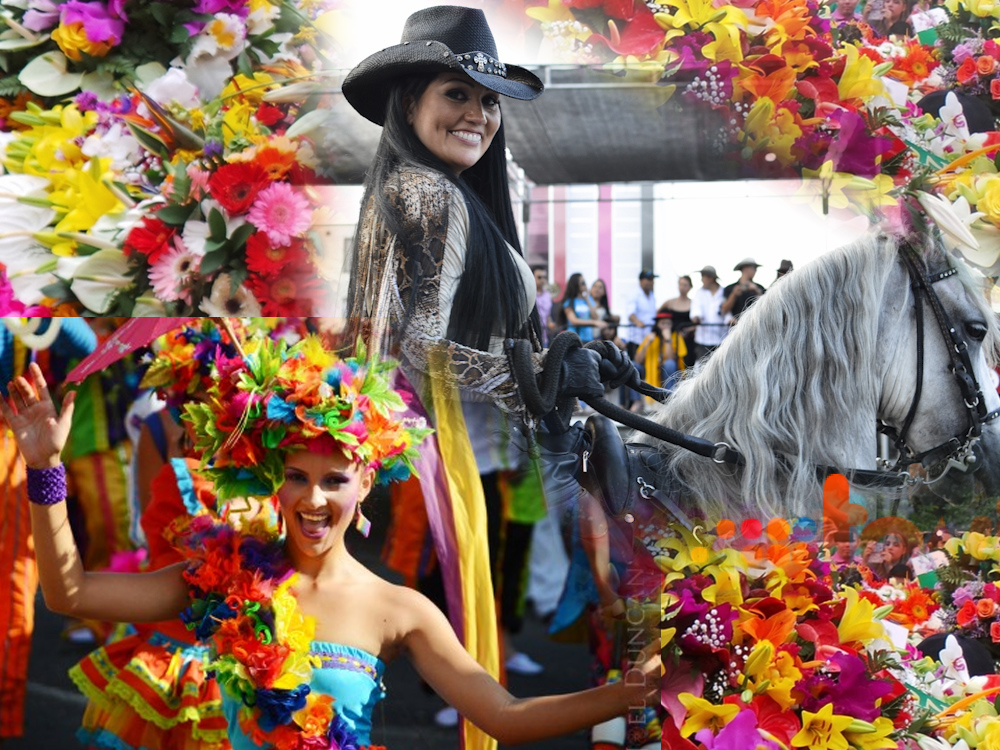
[169, 512, 385, 750]
[182, 334, 431, 502]
[659, 524, 1000, 750]
[0, 0, 329, 101]
[0, 66, 335, 314]
[0, 0, 339, 315]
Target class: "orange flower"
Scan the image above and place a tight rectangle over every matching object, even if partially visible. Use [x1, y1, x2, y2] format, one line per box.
[957, 599, 979, 628]
[992, 79, 1000, 100]
[992, 621, 1000, 643]
[978, 598, 997, 619]
[979, 55, 997, 76]
[957, 57, 979, 85]
[294, 693, 334, 737]
[743, 607, 798, 644]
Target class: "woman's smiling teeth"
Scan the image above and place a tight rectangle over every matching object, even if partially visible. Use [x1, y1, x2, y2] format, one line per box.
[298, 510, 332, 539]
[450, 130, 481, 144]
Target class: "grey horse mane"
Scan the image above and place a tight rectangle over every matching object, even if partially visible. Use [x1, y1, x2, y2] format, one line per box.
[635, 232, 999, 522]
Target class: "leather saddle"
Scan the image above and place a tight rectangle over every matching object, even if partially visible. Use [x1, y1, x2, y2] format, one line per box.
[576, 414, 669, 519]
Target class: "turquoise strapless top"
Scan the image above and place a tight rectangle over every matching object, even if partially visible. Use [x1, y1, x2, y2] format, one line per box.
[223, 642, 387, 748]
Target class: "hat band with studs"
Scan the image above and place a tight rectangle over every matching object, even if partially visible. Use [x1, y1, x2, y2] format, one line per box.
[454, 51, 507, 77]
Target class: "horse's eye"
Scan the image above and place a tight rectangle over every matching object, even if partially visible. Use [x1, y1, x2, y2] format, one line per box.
[965, 321, 988, 342]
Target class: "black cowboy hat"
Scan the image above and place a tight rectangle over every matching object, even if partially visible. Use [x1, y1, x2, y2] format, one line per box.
[342, 6, 544, 126]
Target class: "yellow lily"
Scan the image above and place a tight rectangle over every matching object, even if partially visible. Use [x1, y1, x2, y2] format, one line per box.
[655, 0, 747, 63]
[836, 586, 885, 646]
[791, 704, 855, 750]
[677, 694, 739, 737]
[843, 717, 897, 750]
[837, 44, 885, 103]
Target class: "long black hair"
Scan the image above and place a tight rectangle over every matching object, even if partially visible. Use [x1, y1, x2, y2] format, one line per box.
[346, 72, 540, 352]
[558, 272, 586, 327]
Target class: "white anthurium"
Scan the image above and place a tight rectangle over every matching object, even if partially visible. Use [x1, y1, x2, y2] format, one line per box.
[0, 208, 57, 256]
[965, 220, 1000, 270]
[0, 172, 51, 201]
[69, 249, 132, 313]
[131, 297, 168, 316]
[917, 191, 982, 255]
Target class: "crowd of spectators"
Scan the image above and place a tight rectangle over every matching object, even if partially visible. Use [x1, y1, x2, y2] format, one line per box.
[544, 258, 795, 411]
[829, 0, 947, 39]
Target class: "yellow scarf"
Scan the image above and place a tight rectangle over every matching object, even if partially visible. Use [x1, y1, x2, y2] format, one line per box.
[643, 333, 686, 403]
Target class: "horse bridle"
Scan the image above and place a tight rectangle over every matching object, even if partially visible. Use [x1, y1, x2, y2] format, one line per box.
[878, 245, 1000, 484]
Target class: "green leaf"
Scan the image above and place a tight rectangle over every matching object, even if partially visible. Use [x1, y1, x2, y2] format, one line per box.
[155, 202, 196, 227]
[229, 266, 247, 289]
[229, 222, 254, 250]
[126, 122, 170, 160]
[170, 25, 191, 45]
[236, 51, 254, 79]
[203, 238, 227, 253]
[148, 2, 177, 26]
[171, 162, 191, 204]
[199, 248, 227, 275]
[208, 208, 227, 241]
[252, 38, 281, 58]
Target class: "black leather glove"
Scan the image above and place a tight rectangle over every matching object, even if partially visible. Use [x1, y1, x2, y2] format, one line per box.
[558, 346, 605, 401]
[591, 342, 638, 390]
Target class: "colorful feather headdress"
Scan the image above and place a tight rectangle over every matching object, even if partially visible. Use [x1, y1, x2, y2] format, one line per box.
[182, 334, 431, 501]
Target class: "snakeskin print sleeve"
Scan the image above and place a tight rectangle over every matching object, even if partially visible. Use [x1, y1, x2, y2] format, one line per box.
[353, 167, 543, 414]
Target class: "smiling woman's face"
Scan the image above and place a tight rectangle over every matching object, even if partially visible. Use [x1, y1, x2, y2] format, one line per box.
[407, 72, 501, 175]
[278, 450, 373, 558]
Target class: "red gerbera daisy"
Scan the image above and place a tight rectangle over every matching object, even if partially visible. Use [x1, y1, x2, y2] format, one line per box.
[123, 216, 176, 265]
[245, 232, 310, 279]
[208, 161, 270, 215]
[246, 272, 324, 316]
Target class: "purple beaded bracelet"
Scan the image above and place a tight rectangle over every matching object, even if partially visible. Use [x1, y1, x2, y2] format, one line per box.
[26, 465, 67, 506]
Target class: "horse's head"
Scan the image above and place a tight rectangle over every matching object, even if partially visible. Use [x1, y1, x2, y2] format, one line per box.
[878, 244, 1000, 499]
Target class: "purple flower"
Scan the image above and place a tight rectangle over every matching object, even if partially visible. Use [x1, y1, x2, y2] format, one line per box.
[328, 712, 361, 750]
[204, 140, 224, 159]
[194, 0, 250, 16]
[23, 0, 60, 32]
[800, 653, 893, 722]
[953, 585, 975, 607]
[826, 109, 892, 178]
[74, 91, 100, 112]
[60, 1, 126, 44]
[952, 42, 977, 65]
[695, 709, 778, 750]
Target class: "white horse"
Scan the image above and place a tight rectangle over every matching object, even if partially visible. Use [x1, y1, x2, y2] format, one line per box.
[633, 233, 1000, 521]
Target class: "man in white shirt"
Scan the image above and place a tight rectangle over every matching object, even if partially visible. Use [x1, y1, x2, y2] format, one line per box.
[623, 269, 660, 410]
[689, 265, 729, 363]
[624, 269, 659, 350]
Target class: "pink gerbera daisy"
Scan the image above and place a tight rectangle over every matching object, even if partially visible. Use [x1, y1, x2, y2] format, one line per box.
[247, 182, 312, 247]
[148, 238, 202, 303]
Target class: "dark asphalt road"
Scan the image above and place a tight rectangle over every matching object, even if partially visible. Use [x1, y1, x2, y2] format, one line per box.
[5, 492, 596, 750]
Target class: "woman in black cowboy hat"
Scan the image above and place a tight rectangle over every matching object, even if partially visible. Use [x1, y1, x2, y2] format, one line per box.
[341, 6, 661, 746]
